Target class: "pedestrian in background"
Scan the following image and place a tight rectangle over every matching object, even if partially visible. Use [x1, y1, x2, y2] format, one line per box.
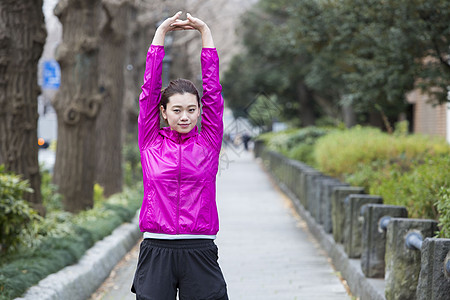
[131, 11, 228, 300]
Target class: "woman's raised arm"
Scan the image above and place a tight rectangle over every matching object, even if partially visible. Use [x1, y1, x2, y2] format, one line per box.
[172, 14, 223, 149]
[138, 12, 183, 150]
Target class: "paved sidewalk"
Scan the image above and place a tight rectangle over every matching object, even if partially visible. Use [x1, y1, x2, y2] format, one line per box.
[91, 148, 349, 300]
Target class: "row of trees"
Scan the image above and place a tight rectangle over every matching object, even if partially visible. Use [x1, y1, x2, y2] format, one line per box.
[0, 0, 173, 213]
[0, 0, 249, 214]
[1, 0, 150, 213]
[223, 0, 450, 130]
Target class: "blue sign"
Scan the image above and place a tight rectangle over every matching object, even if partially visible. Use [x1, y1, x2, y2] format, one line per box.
[42, 60, 60, 89]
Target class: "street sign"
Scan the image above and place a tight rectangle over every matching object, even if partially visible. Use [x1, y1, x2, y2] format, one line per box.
[42, 60, 60, 89]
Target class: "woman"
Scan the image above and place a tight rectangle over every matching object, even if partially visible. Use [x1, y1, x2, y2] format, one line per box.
[132, 12, 228, 300]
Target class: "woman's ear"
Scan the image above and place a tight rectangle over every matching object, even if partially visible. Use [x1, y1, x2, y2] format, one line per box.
[160, 105, 167, 120]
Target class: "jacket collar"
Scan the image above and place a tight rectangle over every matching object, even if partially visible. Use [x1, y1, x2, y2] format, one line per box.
[160, 126, 198, 143]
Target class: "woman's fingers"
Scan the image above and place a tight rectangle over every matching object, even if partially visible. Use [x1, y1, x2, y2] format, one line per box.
[170, 18, 196, 30]
[170, 11, 182, 21]
[170, 25, 195, 31]
[166, 12, 207, 31]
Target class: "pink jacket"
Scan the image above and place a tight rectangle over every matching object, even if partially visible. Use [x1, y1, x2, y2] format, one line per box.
[138, 45, 223, 235]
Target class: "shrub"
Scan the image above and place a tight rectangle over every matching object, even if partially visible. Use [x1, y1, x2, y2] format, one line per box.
[257, 126, 329, 165]
[258, 125, 450, 238]
[93, 183, 106, 206]
[0, 166, 39, 253]
[314, 126, 450, 178]
[0, 184, 143, 300]
[347, 155, 450, 221]
[436, 187, 450, 238]
[123, 141, 142, 187]
[40, 168, 63, 211]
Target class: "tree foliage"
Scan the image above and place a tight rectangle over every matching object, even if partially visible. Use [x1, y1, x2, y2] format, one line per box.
[223, 0, 450, 127]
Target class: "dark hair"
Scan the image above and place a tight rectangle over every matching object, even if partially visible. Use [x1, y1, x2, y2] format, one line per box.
[160, 78, 200, 109]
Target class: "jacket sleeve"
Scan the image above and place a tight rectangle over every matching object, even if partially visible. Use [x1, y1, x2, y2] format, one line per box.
[200, 48, 224, 151]
[138, 45, 164, 150]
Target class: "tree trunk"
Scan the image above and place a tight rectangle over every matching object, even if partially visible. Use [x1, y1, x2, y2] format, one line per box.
[296, 81, 316, 126]
[0, 0, 46, 214]
[342, 103, 357, 128]
[122, 2, 140, 146]
[94, 0, 129, 197]
[52, 0, 102, 212]
[368, 110, 384, 130]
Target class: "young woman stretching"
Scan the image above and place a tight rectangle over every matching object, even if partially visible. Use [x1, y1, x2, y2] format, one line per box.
[131, 12, 228, 300]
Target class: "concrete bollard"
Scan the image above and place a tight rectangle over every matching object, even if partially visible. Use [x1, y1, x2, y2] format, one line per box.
[298, 168, 321, 210]
[385, 218, 438, 300]
[253, 140, 263, 158]
[343, 194, 383, 258]
[269, 151, 283, 182]
[331, 186, 365, 244]
[286, 159, 299, 195]
[360, 204, 408, 278]
[319, 179, 348, 233]
[289, 160, 315, 207]
[305, 172, 325, 217]
[311, 175, 334, 223]
[416, 238, 450, 300]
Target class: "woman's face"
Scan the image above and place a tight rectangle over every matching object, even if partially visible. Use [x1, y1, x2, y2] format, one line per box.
[161, 93, 200, 134]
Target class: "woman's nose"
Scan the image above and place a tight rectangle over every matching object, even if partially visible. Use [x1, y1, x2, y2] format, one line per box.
[180, 112, 189, 120]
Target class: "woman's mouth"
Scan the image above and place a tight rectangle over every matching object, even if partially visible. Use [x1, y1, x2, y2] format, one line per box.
[179, 124, 190, 128]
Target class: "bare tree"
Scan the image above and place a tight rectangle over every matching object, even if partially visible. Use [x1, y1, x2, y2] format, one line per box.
[0, 0, 47, 214]
[52, 0, 102, 212]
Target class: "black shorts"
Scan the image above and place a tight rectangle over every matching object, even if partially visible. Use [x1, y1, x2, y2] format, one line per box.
[131, 238, 228, 300]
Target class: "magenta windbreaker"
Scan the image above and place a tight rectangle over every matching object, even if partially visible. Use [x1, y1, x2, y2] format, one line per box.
[138, 45, 223, 236]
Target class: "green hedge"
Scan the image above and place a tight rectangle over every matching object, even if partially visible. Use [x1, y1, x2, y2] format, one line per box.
[0, 184, 142, 300]
[314, 126, 450, 178]
[258, 125, 450, 238]
[256, 126, 329, 166]
[346, 155, 450, 221]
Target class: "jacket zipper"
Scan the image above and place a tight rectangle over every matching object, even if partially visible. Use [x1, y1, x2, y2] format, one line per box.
[177, 134, 181, 234]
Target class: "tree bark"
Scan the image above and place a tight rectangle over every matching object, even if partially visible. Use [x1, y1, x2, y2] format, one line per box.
[296, 81, 316, 126]
[0, 0, 46, 214]
[52, 0, 102, 212]
[122, 2, 140, 145]
[342, 103, 357, 128]
[94, 0, 129, 197]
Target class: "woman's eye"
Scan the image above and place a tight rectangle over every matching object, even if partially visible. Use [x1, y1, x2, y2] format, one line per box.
[189, 109, 196, 112]
[173, 109, 180, 113]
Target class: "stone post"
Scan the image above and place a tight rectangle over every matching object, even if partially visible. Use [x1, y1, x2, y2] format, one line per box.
[343, 195, 383, 258]
[305, 172, 325, 217]
[360, 204, 408, 278]
[289, 160, 313, 205]
[253, 140, 264, 158]
[416, 238, 450, 300]
[331, 186, 365, 244]
[312, 175, 334, 222]
[385, 218, 438, 300]
[319, 179, 348, 233]
[299, 168, 321, 210]
[285, 159, 296, 194]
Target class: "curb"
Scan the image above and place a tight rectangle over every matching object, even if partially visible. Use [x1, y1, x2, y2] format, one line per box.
[15, 211, 141, 300]
[276, 179, 386, 300]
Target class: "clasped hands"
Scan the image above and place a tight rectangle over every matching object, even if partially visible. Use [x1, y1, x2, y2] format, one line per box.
[159, 11, 209, 33]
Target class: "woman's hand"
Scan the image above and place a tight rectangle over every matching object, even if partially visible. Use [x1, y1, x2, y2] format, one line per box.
[171, 13, 215, 48]
[171, 13, 207, 32]
[152, 11, 183, 46]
